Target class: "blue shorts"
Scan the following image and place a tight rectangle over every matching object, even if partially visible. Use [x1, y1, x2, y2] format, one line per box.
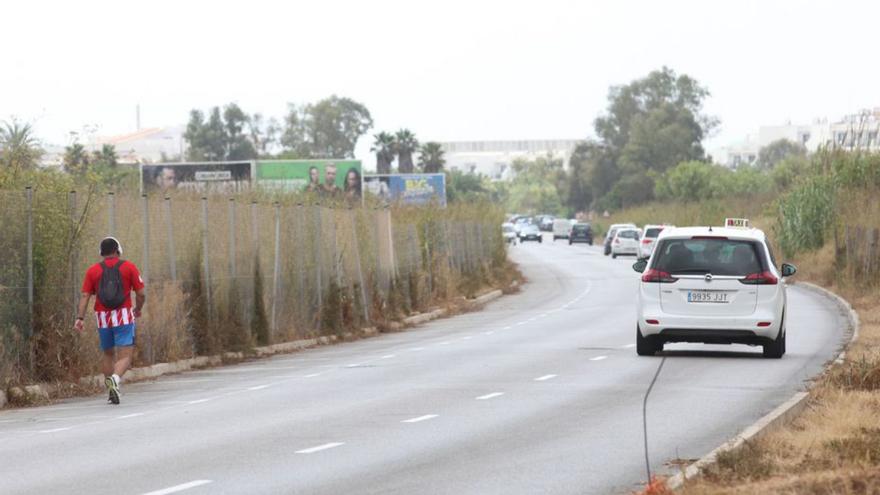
[98, 323, 136, 351]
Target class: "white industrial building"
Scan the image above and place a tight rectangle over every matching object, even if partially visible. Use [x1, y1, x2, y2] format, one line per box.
[439, 139, 580, 180]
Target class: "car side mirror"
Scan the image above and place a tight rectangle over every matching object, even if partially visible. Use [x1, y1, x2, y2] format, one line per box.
[781, 263, 797, 277]
[633, 259, 647, 273]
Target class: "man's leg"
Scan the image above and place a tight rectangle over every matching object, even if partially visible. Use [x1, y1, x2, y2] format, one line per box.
[101, 350, 115, 377]
[114, 346, 134, 377]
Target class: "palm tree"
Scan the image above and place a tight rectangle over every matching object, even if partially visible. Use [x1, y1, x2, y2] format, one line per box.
[395, 129, 419, 173]
[0, 119, 42, 170]
[371, 132, 396, 174]
[418, 142, 446, 173]
[63, 143, 90, 176]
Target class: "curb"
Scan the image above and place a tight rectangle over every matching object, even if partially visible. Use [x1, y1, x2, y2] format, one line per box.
[3, 287, 506, 409]
[666, 281, 860, 491]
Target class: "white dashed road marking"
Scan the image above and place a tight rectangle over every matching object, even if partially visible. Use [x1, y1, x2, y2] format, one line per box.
[304, 373, 321, 378]
[590, 356, 608, 361]
[380, 354, 395, 359]
[248, 384, 270, 391]
[39, 427, 72, 433]
[296, 442, 345, 454]
[535, 374, 557, 381]
[621, 344, 636, 348]
[401, 414, 438, 423]
[475, 392, 505, 400]
[118, 413, 145, 419]
[141, 480, 213, 495]
[187, 399, 211, 405]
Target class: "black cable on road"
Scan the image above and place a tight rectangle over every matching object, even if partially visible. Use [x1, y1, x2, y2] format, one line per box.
[642, 355, 667, 483]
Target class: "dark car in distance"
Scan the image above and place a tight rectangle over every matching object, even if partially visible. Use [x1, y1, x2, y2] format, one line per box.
[569, 223, 594, 245]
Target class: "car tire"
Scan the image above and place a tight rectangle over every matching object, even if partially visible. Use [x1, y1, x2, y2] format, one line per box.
[762, 328, 785, 359]
[588, 241, 593, 246]
[612, 253, 617, 259]
[636, 325, 661, 356]
[538, 238, 543, 243]
[568, 241, 572, 245]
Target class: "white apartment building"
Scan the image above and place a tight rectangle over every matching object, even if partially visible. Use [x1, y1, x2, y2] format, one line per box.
[717, 108, 880, 168]
[440, 139, 580, 180]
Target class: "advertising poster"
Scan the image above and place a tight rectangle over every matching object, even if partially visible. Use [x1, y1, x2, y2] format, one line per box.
[256, 160, 362, 199]
[364, 173, 447, 207]
[141, 161, 253, 194]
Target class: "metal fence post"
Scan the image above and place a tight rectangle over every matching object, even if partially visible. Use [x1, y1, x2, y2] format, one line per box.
[164, 197, 177, 281]
[271, 203, 281, 340]
[387, 208, 397, 280]
[107, 191, 115, 235]
[424, 222, 433, 299]
[228, 198, 237, 279]
[200, 197, 212, 322]
[69, 190, 79, 317]
[140, 194, 153, 363]
[314, 205, 323, 332]
[25, 187, 34, 339]
[349, 208, 370, 325]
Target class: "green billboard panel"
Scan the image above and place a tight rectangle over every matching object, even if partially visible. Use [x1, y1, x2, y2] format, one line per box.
[256, 160, 362, 198]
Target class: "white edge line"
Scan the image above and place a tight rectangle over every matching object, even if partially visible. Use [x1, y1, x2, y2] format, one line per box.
[141, 480, 213, 495]
[187, 398, 211, 404]
[535, 374, 557, 381]
[118, 413, 145, 419]
[248, 384, 270, 391]
[589, 356, 608, 361]
[296, 442, 345, 454]
[401, 414, 438, 423]
[380, 354, 395, 359]
[304, 373, 321, 378]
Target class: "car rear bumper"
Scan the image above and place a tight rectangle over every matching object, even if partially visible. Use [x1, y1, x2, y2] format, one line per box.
[638, 313, 781, 341]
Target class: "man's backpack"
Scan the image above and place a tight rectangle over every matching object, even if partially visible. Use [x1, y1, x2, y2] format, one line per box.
[97, 260, 127, 309]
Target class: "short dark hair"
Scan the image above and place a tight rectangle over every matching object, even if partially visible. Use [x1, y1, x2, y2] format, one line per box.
[100, 237, 120, 256]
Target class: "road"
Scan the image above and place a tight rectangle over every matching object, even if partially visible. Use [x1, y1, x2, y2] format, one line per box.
[0, 235, 847, 495]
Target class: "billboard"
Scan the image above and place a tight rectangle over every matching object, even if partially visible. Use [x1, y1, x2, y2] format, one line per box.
[364, 173, 447, 207]
[141, 161, 253, 194]
[256, 160, 362, 199]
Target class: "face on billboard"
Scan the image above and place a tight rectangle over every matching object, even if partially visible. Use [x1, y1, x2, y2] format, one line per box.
[142, 162, 252, 194]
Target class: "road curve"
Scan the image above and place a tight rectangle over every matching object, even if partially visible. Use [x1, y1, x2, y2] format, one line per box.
[0, 236, 846, 495]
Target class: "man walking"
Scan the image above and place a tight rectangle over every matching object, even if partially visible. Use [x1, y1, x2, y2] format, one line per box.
[74, 237, 146, 404]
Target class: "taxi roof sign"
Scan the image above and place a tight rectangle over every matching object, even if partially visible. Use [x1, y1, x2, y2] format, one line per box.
[725, 218, 750, 229]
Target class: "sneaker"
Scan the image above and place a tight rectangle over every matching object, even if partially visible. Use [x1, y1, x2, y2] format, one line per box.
[106, 376, 120, 405]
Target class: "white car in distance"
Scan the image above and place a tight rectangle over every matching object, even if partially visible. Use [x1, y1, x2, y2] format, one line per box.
[632, 219, 797, 358]
[639, 224, 674, 259]
[611, 228, 641, 258]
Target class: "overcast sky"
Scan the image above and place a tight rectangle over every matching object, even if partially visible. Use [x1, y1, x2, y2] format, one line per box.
[3, 0, 878, 160]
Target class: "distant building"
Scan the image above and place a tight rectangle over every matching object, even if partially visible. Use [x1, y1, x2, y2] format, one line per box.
[93, 126, 185, 164]
[440, 139, 580, 180]
[716, 108, 880, 168]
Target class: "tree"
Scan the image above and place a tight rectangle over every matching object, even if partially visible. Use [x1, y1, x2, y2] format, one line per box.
[418, 142, 445, 173]
[0, 119, 42, 170]
[92, 144, 118, 167]
[395, 129, 418, 173]
[248, 113, 280, 157]
[591, 67, 717, 208]
[506, 155, 567, 214]
[566, 142, 596, 214]
[446, 169, 490, 203]
[757, 139, 806, 170]
[184, 104, 259, 161]
[63, 143, 90, 176]
[281, 95, 373, 158]
[653, 160, 715, 202]
[371, 132, 395, 174]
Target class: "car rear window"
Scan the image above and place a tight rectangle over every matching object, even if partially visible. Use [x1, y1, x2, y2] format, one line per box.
[573, 225, 589, 232]
[645, 228, 664, 238]
[652, 238, 763, 276]
[617, 230, 639, 239]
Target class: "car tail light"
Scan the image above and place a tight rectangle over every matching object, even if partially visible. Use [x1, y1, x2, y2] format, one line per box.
[614, 238, 620, 244]
[641, 239, 651, 244]
[641, 269, 677, 283]
[740, 271, 778, 285]
[646, 319, 660, 325]
[757, 322, 772, 327]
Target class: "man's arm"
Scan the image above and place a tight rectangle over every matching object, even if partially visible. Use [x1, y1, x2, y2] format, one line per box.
[133, 289, 146, 318]
[74, 293, 91, 331]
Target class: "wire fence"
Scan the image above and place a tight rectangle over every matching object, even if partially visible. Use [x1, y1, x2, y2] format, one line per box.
[0, 189, 505, 386]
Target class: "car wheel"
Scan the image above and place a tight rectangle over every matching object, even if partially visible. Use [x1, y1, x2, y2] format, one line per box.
[636, 325, 661, 356]
[762, 328, 785, 359]
[612, 253, 617, 259]
[588, 241, 593, 246]
[568, 241, 572, 245]
[538, 238, 543, 243]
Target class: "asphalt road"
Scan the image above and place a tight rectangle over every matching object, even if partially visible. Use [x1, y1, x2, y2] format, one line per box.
[0, 234, 847, 495]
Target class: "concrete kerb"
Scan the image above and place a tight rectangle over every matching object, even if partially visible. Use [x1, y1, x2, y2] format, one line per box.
[666, 281, 860, 491]
[3, 288, 506, 409]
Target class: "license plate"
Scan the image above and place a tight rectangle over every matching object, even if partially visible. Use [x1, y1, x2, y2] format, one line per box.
[687, 290, 729, 303]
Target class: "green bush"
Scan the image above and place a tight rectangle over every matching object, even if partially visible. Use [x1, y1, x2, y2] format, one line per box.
[774, 175, 836, 257]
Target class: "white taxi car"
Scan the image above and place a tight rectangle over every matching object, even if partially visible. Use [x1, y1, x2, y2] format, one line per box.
[632, 219, 797, 358]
